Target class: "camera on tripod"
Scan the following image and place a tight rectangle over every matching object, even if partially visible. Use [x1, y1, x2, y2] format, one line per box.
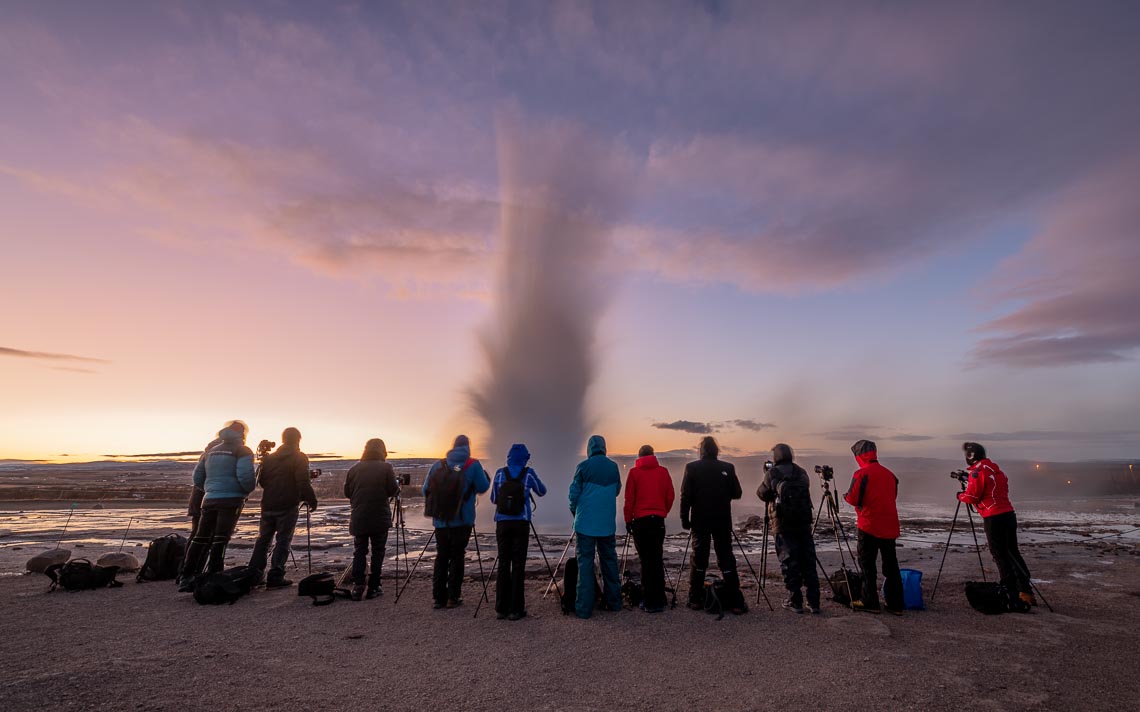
[814, 464, 834, 481]
[950, 469, 970, 488]
[256, 440, 275, 459]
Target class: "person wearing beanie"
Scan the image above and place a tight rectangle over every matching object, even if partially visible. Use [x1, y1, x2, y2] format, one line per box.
[844, 439, 903, 614]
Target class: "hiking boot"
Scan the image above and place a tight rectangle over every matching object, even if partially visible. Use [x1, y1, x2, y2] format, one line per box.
[782, 599, 804, 614]
[446, 598, 463, 609]
[365, 587, 382, 600]
[350, 585, 364, 602]
[851, 600, 881, 614]
[809, 606, 822, 615]
[496, 611, 508, 620]
[507, 611, 526, 621]
[1020, 592, 1037, 607]
[433, 600, 445, 609]
[177, 578, 196, 594]
[886, 608, 904, 617]
[266, 578, 293, 589]
[686, 601, 703, 611]
[645, 606, 666, 614]
[730, 606, 747, 616]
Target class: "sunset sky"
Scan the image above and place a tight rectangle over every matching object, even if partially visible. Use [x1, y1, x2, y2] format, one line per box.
[2, 1, 1138, 464]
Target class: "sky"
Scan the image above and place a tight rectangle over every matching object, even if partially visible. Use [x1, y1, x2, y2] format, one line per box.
[1, 0, 1139, 465]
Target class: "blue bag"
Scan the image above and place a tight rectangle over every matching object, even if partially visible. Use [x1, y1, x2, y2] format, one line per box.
[897, 568, 925, 610]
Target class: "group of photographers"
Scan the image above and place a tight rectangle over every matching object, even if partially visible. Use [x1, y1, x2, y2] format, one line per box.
[176, 420, 1035, 616]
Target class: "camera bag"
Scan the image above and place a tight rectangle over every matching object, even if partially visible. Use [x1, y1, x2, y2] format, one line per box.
[136, 533, 187, 582]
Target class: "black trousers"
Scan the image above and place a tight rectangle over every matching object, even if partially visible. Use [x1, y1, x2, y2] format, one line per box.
[983, 511, 1032, 594]
[248, 508, 300, 583]
[775, 528, 820, 608]
[352, 530, 389, 588]
[857, 529, 903, 611]
[631, 515, 667, 610]
[433, 525, 472, 604]
[495, 520, 530, 615]
[689, 527, 740, 603]
[183, 504, 242, 577]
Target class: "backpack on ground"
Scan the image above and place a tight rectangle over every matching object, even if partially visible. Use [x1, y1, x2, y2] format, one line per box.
[298, 572, 353, 606]
[192, 565, 258, 605]
[137, 533, 187, 582]
[496, 467, 527, 517]
[621, 570, 643, 609]
[560, 557, 604, 614]
[828, 567, 864, 606]
[45, 558, 123, 592]
[965, 581, 1028, 614]
[774, 474, 814, 529]
[424, 459, 472, 520]
[702, 576, 726, 620]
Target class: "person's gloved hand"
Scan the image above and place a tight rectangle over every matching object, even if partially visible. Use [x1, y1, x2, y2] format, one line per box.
[625, 521, 633, 535]
[681, 517, 691, 531]
[307, 500, 319, 511]
[956, 493, 969, 504]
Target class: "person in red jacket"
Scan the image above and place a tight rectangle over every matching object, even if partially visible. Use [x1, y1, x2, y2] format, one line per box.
[958, 442, 1035, 607]
[623, 445, 676, 613]
[844, 439, 903, 614]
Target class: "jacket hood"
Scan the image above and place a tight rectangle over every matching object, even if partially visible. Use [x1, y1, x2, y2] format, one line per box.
[506, 443, 530, 468]
[219, 427, 245, 443]
[587, 435, 607, 457]
[446, 445, 471, 468]
[634, 454, 659, 469]
[772, 443, 794, 465]
[851, 439, 877, 468]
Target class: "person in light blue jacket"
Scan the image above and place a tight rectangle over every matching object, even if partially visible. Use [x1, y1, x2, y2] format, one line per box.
[490, 443, 547, 620]
[422, 435, 490, 608]
[568, 434, 622, 618]
[179, 424, 256, 590]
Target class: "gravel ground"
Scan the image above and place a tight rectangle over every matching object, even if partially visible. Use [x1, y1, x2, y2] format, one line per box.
[2, 540, 1138, 711]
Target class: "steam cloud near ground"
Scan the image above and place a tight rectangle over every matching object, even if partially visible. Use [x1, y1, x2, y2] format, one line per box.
[470, 120, 632, 523]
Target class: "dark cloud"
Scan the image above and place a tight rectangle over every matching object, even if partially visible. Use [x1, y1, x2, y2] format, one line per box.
[653, 420, 716, 434]
[886, 434, 935, 442]
[1, 346, 107, 364]
[729, 419, 776, 432]
[952, 431, 1138, 444]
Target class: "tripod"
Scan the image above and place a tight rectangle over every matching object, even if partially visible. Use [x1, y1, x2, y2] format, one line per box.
[394, 529, 435, 603]
[731, 528, 774, 611]
[389, 488, 411, 591]
[543, 531, 576, 599]
[757, 512, 770, 604]
[669, 530, 692, 609]
[813, 477, 861, 608]
[931, 478, 988, 601]
[474, 516, 563, 618]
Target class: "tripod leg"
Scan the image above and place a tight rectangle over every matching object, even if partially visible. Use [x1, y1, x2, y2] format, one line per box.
[671, 531, 692, 609]
[619, 532, 631, 581]
[472, 524, 491, 604]
[733, 529, 773, 611]
[965, 506, 987, 583]
[395, 529, 436, 603]
[812, 495, 827, 536]
[1010, 557, 1054, 612]
[530, 520, 563, 600]
[543, 531, 575, 599]
[473, 556, 499, 619]
[306, 507, 312, 575]
[931, 500, 963, 601]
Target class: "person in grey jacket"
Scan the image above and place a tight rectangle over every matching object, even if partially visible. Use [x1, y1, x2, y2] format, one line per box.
[344, 438, 400, 600]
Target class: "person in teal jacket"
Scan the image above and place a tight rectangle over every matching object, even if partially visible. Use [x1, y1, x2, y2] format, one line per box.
[568, 434, 622, 618]
[179, 424, 256, 590]
[422, 435, 490, 608]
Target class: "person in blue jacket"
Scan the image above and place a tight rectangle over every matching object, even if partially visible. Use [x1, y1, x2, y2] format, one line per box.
[422, 435, 490, 609]
[179, 423, 256, 590]
[490, 443, 547, 620]
[568, 434, 622, 618]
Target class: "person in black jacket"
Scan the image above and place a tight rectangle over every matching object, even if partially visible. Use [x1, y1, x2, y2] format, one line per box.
[247, 427, 318, 589]
[757, 443, 820, 614]
[344, 438, 400, 600]
[680, 436, 745, 614]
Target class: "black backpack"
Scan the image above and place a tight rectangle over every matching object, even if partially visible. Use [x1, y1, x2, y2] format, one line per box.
[965, 581, 1029, 614]
[45, 559, 123, 592]
[621, 570, 644, 609]
[297, 572, 353, 606]
[496, 467, 527, 517]
[560, 557, 604, 614]
[702, 576, 726, 620]
[828, 567, 864, 606]
[192, 565, 258, 605]
[137, 533, 187, 582]
[424, 459, 472, 520]
[775, 471, 814, 528]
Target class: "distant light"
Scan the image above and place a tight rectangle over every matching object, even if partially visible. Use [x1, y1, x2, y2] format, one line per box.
[1035, 463, 1040, 470]
[1066, 480, 1072, 485]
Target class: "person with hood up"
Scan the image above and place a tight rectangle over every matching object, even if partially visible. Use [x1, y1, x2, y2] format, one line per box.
[179, 423, 256, 591]
[179, 419, 246, 582]
[344, 438, 400, 600]
[422, 435, 490, 609]
[248, 427, 318, 589]
[623, 444, 675, 613]
[490, 443, 548, 620]
[681, 436, 745, 614]
[958, 442, 1035, 608]
[568, 435, 622, 618]
[844, 439, 903, 614]
[757, 443, 820, 614]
